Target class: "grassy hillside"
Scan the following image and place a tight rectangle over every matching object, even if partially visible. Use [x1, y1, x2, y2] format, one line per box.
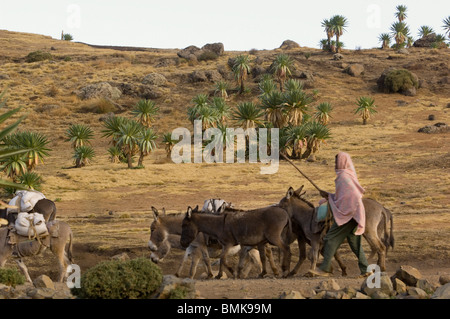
[0, 30, 449, 277]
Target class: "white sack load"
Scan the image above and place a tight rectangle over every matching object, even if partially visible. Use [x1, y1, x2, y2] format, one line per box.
[7, 190, 46, 214]
[15, 212, 48, 237]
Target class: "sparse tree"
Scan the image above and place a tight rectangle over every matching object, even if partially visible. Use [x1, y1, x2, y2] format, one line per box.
[233, 102, 264, 130]
[354, 96, 377, 125]
[314, 102, 333, 125]
[271, 54, 293, 91]
[395, 5, 407, 22]
[390, 21, 410, 49]
[442, 16, 450, 39]
[379, 33, 391, 49]
[232, 55, 251, 94]
[132, 99, 159, 128]
[137, 127, 157, 167]
[73, 145, 95, 168]
[66, 124, 94, 149]
[330, 15, 348, 53]
[418, 26, 434, 38]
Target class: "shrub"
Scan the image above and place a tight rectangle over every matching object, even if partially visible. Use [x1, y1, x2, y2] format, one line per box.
[26, 51, 53, 63]
[71, 258, 163, 299]
[0, 268, 25, 287]
[383, 69, 418, 93]
[197, 51, 219, 62]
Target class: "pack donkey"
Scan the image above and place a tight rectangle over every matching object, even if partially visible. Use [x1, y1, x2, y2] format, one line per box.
[148, 206, 262, 279]
[180, 205, 292, 279]
[279, 186, 394, 275]
[0, 220, 74, 282]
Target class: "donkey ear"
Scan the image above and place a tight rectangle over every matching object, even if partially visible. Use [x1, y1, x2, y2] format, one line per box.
[217, 202, 227, 214]
[186, 206, 193, 219]
[151, 206, 159, 220]
[294, 185, 304, 196]
[286, 187, 295, 199]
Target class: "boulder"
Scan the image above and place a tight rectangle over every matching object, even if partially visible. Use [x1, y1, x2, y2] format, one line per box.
[188, 70, 208, 83]
[393, 278, 407, 295]
[346, 64, 365, 77]
[177, 45, 204, 60]
[142, 73, 167, 86]
[333, 53, 343, 60]
[76, 82, 121, 100]
[279, 40, 300, 50]
[391, 265, 423, 286]
[418, 122, 449, 134]
[414, 33, 447, 48]
[202, 43, 224, 56]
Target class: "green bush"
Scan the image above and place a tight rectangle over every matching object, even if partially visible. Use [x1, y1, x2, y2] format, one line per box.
[71, 258, 163, 299]
[26, 51, 53, 63]
[198, 51, 219, 62]
[0, 268, 25, 287]
[383, 69, 418, 93]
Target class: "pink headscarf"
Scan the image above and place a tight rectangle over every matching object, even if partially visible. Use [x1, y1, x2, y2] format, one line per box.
[328, 152, 366, 235]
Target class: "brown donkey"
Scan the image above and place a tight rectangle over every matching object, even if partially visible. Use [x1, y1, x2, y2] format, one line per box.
[181, 205, 292, 279]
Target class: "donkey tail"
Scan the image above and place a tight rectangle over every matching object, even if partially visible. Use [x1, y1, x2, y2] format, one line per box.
[382, 207, 395, 252]
[66, 228, 74, 264]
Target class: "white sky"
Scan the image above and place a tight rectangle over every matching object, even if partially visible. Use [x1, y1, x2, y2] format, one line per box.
[1, 0, 449, 51]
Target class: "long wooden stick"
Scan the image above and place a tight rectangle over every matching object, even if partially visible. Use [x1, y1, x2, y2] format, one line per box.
[280, 153, 322, 192]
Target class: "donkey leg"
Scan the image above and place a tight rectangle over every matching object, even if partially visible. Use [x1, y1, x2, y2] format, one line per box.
[16, 259, 32, 283]
[189, 248, 202, 279]
[242, 248, 262, 278]
[265, 246, 280, 277]
[200, 245, 214, 279]
[363, 232, 386, 272]
[237, 246, 249, 278]
[175, 246, 191, 277]
[217, 245, 234, 279]
[257, 244, 268, 278]
[289, 237, 306, 277]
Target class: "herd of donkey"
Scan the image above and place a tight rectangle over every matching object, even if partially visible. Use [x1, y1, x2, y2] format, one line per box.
[0, 185, 394, 284]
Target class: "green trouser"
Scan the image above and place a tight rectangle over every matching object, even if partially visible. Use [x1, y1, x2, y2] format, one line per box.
[319, 218, 369, 274]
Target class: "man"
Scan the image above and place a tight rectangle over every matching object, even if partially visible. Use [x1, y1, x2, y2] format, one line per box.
[310, 152, 370, 277]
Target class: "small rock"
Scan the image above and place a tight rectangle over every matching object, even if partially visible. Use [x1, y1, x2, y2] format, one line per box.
[407, 287, 428, 299]
[361, 272, 394, 297]
[393, 278, 407, 295]
[315, 279, 340, 292]
[428, 115, 435, 121]
[391, 265, 423, 286]
[333, 53, 343, 60]
[439, 274, 450, 285]
[27, 287, 56, 299]
[279, 290, 305, 299]
[346, 64, 364, 77]
[371, 291, 391, 299]
[33, 275, 55, 290]
[352, 291, 370, 299]
[432, 283, 450, 299]
[416, 279, 436, 294]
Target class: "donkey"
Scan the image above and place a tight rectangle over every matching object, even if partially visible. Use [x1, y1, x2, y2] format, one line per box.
[181, 205, 292, 279]
[1, 198, 57, 225]
[148, 206, 214, 279]
[0, 220, 74, 282]
[148, 206, 262, 279]
[279, 186, 394, 275]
